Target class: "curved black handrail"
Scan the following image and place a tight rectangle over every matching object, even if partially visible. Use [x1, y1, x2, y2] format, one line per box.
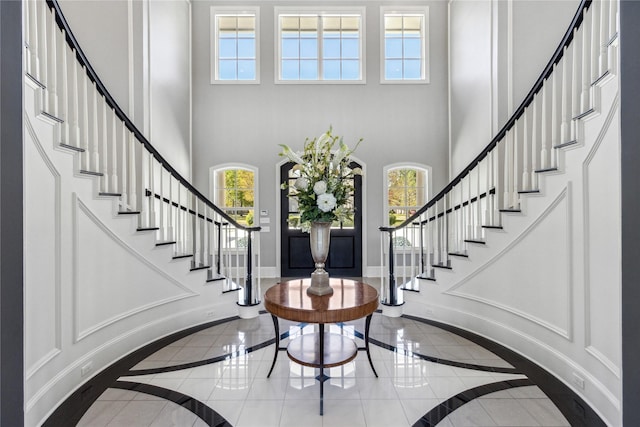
[45, 0, 260, 233]
[380, 0, 591, 233]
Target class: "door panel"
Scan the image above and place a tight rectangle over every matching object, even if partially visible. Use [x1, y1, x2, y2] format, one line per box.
[280, 161, 362, 278]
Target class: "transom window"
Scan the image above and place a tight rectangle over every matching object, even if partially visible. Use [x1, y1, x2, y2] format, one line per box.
[276, 8, 365, 82]
[381, 7, 429, 82]
[211, 8, 259, 83]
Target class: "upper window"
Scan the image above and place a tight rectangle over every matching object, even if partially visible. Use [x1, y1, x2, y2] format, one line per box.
[211, 7, 259, 83]
[381, 7, 429, 83]
[276, 7, 365, 83]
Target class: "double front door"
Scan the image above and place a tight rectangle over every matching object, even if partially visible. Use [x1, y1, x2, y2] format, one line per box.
[280, 161, 362, 277]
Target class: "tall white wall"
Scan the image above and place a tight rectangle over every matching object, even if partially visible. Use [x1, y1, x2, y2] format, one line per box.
[190, 0, 450, 270]
[449, 0, 579, 176]
[57, 0, 192, 179]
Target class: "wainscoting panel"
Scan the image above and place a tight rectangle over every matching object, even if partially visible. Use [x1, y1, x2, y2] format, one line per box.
[73, 195, 197, 342]
[24, 120, 62, 378]
[447, 187, 572, 338]
[583, 97, 622, 376]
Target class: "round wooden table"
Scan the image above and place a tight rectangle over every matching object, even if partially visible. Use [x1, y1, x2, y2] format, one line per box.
[263, 278, 379, 415]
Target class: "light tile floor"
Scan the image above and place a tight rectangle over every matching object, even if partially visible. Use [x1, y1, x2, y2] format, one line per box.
[77, 313, 571, 427]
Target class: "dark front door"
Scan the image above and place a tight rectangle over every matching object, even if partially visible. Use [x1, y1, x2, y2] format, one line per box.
[280, 161, 363, 278]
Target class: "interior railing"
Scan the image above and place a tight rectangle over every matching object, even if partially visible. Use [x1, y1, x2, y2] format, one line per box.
[379, 0, 618, 307]
[25, 0, 261, 306]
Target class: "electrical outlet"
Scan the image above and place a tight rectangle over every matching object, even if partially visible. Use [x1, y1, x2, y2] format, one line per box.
[572, 372, 585, 389]
[425, 308, 434, 315]
[81, 362, 93, 377]
[206, 310, 215, 318]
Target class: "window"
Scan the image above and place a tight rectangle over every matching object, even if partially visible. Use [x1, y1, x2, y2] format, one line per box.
[276, 7, 365, 82]
[211, 7, 259, 83]
[386, 165, 429, 228]
[212, 167, 256, 226]
[381, 7, 429, 83]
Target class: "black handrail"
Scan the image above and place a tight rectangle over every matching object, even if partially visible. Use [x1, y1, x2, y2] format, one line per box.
[380, 0, 591, 233]
[45, 0, 260, 233]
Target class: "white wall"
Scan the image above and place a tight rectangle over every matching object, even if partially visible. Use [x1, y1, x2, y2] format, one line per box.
[190, 0, 450, 270]
[57, 0, 192, 179]
[449, 0, 580, 177]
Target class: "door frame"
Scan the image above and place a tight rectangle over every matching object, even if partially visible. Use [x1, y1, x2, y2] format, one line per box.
[275, 156, 368, 278]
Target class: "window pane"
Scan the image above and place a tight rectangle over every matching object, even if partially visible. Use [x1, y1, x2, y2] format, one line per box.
[300, 16, 318, 31]
[323, 38, 340, 59]
[404, 59, 422, 79]
[342, 60, 359, 80]
[219, 38, 236, 59]
[281, 16, 299, 31]
[323, 59, 340, 80]
[342, 38, 359, 59]
[341, 16, 359, 31]
[385, 16, 402, 31]
[300, 38, 318, 58]
[237, 60, 255, 80]
[219, 60, 237, 79]
[323, 16, 340, 30]
[403, 38, 421, 59]
[282, 38, 299, 59]
[385, 59, 402, 80]
[282, 59, 299, 79]
[385, 38, 402, 59]
[237, 38, 255, 58]
[403, 15, 422, 31]
[237, 15, 255, 29]
[300, 59, 318, 79]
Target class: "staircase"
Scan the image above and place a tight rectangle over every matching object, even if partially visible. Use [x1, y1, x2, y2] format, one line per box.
[379, 0, 622, 424]
[23, 1, 261, 425]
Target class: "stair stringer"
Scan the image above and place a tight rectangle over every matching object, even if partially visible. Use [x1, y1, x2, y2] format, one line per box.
[403, 73, 622, 425]
[23, 80, 240, 427]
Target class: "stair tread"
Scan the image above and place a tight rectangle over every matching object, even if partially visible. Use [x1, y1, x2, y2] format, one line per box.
[448, 252, 468, 258]
[482, 225, 503, 229]
[156, 241, 176, 246]
[464, 239, 485, 244]
[79, 169, 104, 177]
[554, 140, 579, 149]
[433, 263, 452, 270]
[190, 263, 211, 271]
[59, 143, 85, 153]
[518, 189, 540, 194]
[535, 167, 558, 173]
[99, 192, 122, 197]
[118, 210, 141, 215]
[137, 227, 159, 231]
[172, 253, 194, 260]
[499, 209, 521, 213]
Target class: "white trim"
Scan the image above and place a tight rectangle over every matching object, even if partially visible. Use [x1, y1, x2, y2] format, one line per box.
[24, 116, 63, 379]
[446, 186, 573, 339]
[210, 6, 261, 85]
[72, 194, 198, 343]
[188, 0, 193, 180]
[274, 6, 366, 84]
[379, 5, 430, 84]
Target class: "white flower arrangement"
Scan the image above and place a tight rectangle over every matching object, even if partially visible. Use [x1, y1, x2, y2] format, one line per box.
[279, 127, 362, 232]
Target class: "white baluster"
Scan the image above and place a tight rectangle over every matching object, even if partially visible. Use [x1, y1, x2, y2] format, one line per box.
[570, 29, 579, 141]
[70, 51, 81, 149]
[560, 46, 570, 145]
[148, 154, 156, 228]
[81, 69, 90, 171]
[48, 12, 58, 116]
[541, 80, 549, 170]
[30, 0, 40, 81]
[475, 165, 481, 236]
[120, 121, 128, 209]
[512, 121, 520, 207]
[24, 0, 32, 75]
[128, 131, 137, 211]
[101, 99, 108, 192]
[485, 155, 491, 227]
[590, 1, 600, 84]
[110, 110, 118, 193]
[609, 0, 618, 40]
[531, 95, 538, 188]
[40, 1, 48, 106]
[60, 33, 70, 146]
[91, 83, 100, 173]
[580, 10, 591, 113]
[168, 175, 174, 242]
[492, 149, 500, 224]
[599, 0, 609, 76]
[158, 168, 165, 241]
[193, 196, 200, 265]
[503, 130, 511, 209]
[550, 65, 558, 168]
[522, 109, 530, 191]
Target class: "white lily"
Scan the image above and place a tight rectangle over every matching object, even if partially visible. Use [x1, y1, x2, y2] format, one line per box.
[278, 144, 304, 164]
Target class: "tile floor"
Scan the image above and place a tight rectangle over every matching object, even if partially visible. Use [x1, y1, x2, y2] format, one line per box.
[76, 313, 572, 427]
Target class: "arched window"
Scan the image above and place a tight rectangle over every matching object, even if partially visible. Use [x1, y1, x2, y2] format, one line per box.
[211, 165, 257, 227]
[384, 164, 430, 246]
